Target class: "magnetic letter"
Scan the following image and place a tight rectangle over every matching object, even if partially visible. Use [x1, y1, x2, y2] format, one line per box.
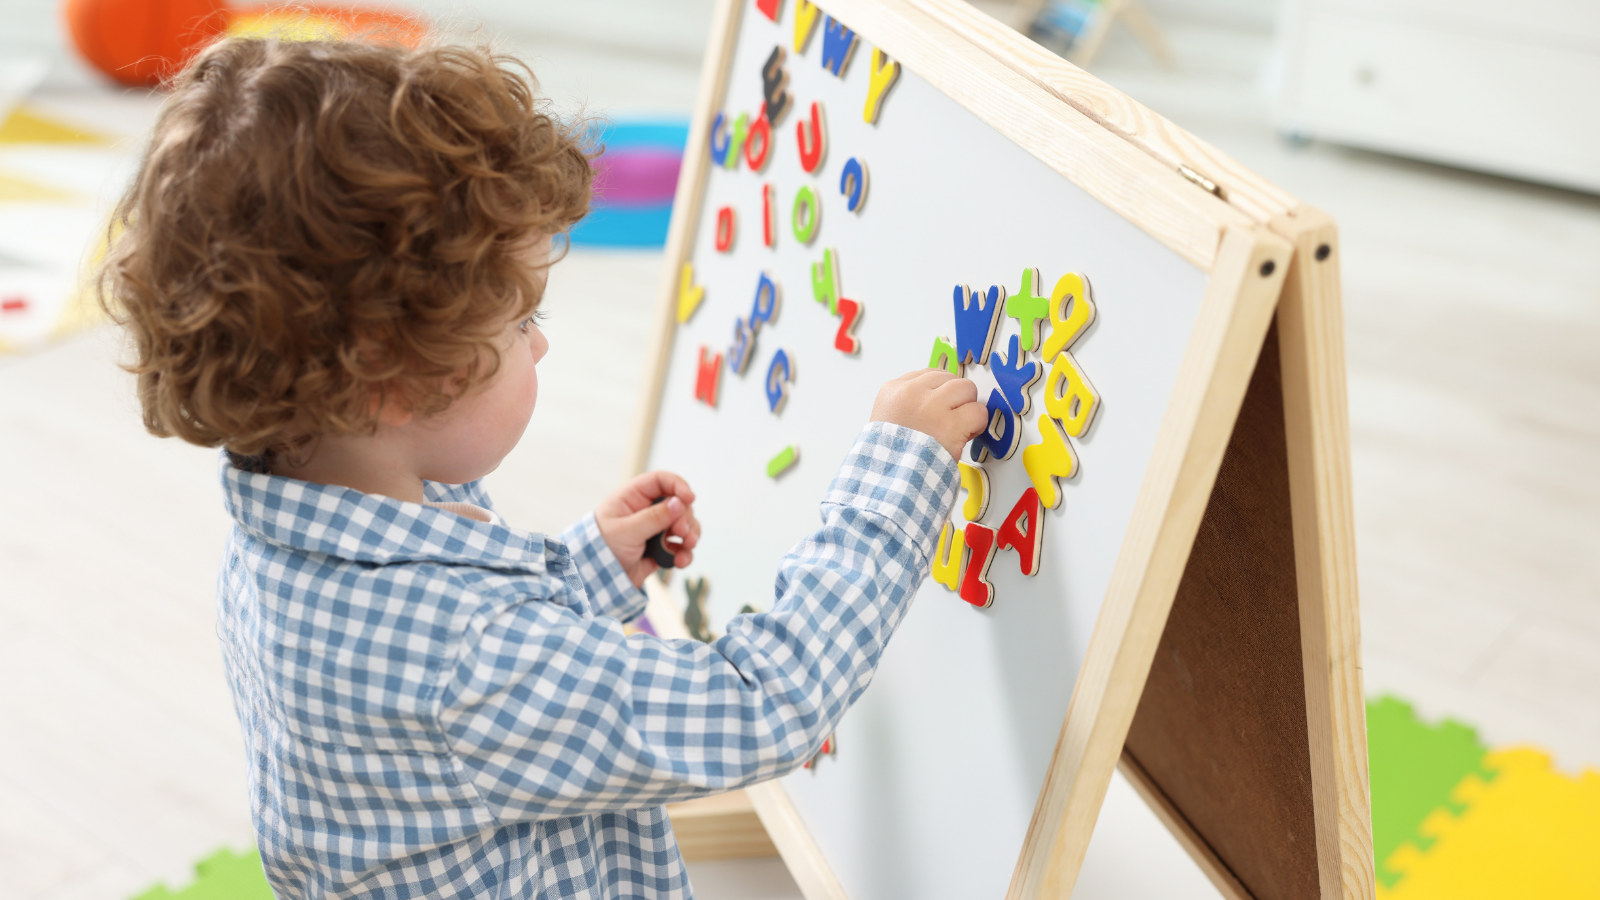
[1043, 350, 1100, 438]
[957, 462, 990, 522]
[767, 445, 799, 478]
[928, 335, 960, 376]
[677, 262, 704, 323]
[709, 112, 730, 166]
[1041, 272, 1096, 360]
[792, 184, 820, 245]
[765, 348, 793, 413]
[750, 271, 781, 331]
[729, 317, 756, 375]
[694, 346, 722, 406]
[932, 521, 965, 591]
[863, 48, 901, 124]
[796, 101, 827, 174]
[811, 247, 839, 313]
[714, 206, 736, 252]
[959, 523, 998, 608]
[756, 0, 781, 22]
[725, 112, 749, 170]
[744, 104, 773, 171]
[1005, 267, 1050, 352]
[969, 388, 1021, 463]
[684, 576, 714, 642]
[763, 183, 777, 248]
[834, 297, 862, 354]
[794, 0, 820, 52]
[996, 488, 1045, 577]
[820, 16, 858, 76]
[953, 283, 1005, 367]
[761, 47, 792, 124]
[1022, 415, 1079, 509]
[990, 333, 1041, 416]
[839, 157, 868, 212]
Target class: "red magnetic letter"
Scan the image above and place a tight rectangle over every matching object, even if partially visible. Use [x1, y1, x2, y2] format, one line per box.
[996, 488, 1044, 576]
[834, 297, 862, 354]
[960, 522, 998, 609]
[695, 346, 722, 406]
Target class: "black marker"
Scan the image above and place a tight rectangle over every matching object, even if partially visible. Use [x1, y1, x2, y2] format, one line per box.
[643, 496, 677, 569]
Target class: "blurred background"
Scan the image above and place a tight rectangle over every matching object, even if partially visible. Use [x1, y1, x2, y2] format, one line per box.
[1, 0, 1595, 898]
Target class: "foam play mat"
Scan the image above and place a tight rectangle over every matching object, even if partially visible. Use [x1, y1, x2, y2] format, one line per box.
[0, 103, 121, 354]
[1369, 697, 1600, 899]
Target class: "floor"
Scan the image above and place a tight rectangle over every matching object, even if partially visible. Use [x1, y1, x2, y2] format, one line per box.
[1, 2, 1596, 899]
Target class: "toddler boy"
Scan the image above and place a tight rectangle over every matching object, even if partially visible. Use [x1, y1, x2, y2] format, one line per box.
[104, 37, 986, 899]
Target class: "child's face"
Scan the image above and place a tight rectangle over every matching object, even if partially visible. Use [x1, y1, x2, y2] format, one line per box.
[412, 236, 552, 485]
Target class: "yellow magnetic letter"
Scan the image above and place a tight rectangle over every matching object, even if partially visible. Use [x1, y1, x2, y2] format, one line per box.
[1041, 272, 1096, 360]
[863, 48, 901, 124]
[677, 262, 704, 323]
[794, 0, 820, 53]
[1022, 416, 1079, 509]
[957, 462, 990, 522]
[932, 521, 966, 591]
[1043, 349, 1100, 438]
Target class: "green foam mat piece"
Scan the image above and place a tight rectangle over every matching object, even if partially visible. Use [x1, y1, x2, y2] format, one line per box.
[131, 848, 274, 900]
[1367, 695, 1494, 889]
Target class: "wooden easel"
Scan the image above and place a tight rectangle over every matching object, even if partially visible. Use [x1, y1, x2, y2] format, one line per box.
[973, 0, 1175, 68]
[641, 1, 1372, 897]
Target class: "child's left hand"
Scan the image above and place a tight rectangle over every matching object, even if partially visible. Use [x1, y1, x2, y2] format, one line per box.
[594, 471, 701, 587]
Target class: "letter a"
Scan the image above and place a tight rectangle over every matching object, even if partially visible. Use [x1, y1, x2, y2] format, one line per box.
[996, 488, 1045, 577]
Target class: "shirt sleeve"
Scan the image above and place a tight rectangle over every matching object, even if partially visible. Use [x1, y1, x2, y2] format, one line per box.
[438, 422, 958, 822]
[559, 512, 649, 622]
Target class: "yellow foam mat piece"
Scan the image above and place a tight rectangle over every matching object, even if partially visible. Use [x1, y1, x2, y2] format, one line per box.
[1379, 747, 1600, 899]
[0, 106, 110, 145]
[0, 169, 78, 202]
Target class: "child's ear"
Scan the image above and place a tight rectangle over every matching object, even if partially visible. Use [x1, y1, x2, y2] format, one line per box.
[370, 385, 415, 427]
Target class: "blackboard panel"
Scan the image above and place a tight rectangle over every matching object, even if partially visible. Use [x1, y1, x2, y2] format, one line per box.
[1125, 323, 1319, 900]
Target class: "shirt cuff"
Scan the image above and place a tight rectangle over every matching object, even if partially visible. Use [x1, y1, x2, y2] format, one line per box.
[821, 421, 961, 570]
[560, 512, 648, 622]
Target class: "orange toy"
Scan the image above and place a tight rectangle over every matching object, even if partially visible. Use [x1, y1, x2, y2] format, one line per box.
[62, 0, 228, 87]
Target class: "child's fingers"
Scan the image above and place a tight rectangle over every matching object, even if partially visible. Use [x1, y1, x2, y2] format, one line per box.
[957, 399, 989, 438]
[629, 470, 696, 508]
[932, 376, 978, 408]
[622, 494, 685, 539]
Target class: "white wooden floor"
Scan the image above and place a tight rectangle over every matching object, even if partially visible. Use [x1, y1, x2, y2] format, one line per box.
[1, 5, 1596, 900]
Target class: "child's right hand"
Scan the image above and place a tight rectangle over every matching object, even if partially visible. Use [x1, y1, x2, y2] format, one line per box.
[870, 369, 990, 461]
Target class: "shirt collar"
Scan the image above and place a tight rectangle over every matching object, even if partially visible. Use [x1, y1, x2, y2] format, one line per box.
[218, 451, 557, 574]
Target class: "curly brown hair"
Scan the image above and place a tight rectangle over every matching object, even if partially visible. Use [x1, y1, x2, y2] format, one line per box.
[102, 37, 594, 458]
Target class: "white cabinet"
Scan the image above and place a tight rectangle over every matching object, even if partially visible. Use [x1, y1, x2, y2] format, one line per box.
[1274, 0, 1600, 193]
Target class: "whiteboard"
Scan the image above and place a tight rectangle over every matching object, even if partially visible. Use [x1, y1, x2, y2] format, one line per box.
[644, 4, 1211, 897]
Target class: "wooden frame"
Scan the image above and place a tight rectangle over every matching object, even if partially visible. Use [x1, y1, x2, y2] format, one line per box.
[638, 1, 1371, 897]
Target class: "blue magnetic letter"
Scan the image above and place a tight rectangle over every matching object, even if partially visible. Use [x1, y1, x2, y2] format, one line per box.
[953, 283, 1005, 367]
[990, 333, 1042, 416]
[820, 17, 858, 76]
[970, 388, 1021, 463]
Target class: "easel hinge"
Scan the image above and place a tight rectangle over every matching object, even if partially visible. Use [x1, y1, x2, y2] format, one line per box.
[1178, 163, 1224, 199]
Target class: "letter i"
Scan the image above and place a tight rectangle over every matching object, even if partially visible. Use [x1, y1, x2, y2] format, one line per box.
[763, 184, 777, 248]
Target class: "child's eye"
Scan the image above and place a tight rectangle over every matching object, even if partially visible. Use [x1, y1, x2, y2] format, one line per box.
[518, 310, 546, 334]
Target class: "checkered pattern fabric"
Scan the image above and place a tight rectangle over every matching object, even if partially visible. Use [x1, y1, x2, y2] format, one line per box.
[216, 422, 957, 899]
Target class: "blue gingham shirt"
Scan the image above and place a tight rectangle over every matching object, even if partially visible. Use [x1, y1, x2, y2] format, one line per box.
[217, 422, 958, 899]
